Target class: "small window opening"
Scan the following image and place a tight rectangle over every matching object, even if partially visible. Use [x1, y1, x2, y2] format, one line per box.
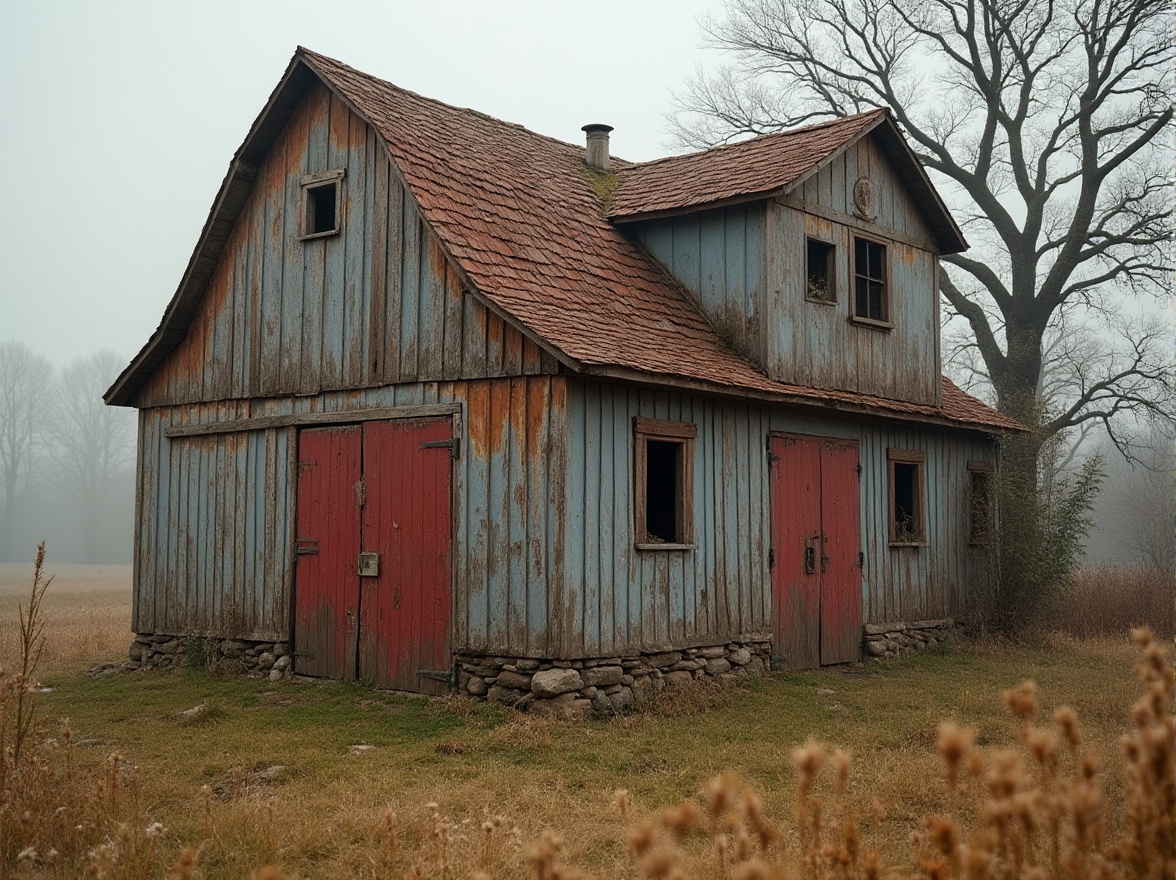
[634, 418, 696, 548]
[853, 236, 888, 322]
[306, 182, 338, 236]
[645, 441, 681, 542]
[806, 238, 836, 302]
[894, 463, 919, 538]
[968, 461, 994, 544]
[888, 448, 925, 544]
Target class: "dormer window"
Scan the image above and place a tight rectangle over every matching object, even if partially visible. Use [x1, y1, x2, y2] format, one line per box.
[852, 235, 889, 325]
[300, 169, 345, 239]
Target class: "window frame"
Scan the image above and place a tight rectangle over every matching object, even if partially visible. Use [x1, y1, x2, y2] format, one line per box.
[805, 236, 838, 305]
[850, 233, 892, 329]
[633, 417, 697, 551]
[887, 448, 926, 546]
[299, 169, 346, 241]
[967, 460, 995, 545]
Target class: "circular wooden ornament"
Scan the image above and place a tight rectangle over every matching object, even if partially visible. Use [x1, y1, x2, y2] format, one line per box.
[852, 176, 877, 221]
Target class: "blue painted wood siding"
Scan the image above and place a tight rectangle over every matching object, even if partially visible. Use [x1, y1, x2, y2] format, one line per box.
[631, 204, 765, 365]
[629, 132, 941, 407]
[135, 82, 557, 410]
[135, 376, 996, 652]
[134, 376, 569, 653]
[556, 380, 996, 656]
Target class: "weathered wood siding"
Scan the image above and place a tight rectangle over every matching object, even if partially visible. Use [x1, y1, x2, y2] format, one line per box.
[555, 380, 995, 657]
[135, 375, 996, 655]
[764, 134, 941, 404]
[631, 204, 765, 366]
[629, 132, 941, 406]
[134, 404, 293, 639]
[136, 82, 556, 410]
[134, 376, 568, 653]
[858, 427, 997, 623]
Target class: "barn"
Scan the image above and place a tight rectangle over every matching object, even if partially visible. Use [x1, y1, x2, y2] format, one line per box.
[106, 48, 1020, 714]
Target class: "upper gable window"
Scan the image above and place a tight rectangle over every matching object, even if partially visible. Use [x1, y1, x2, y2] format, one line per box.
[300, 169, 345, 240]
[852, 235, 889, 326]
[806, 238, 836, 304]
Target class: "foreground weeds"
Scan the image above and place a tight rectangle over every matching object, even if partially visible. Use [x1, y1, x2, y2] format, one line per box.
[1, 552, 1173, 877]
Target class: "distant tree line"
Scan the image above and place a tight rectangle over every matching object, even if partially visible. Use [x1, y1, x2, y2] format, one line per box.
[0, 342, 135, 563]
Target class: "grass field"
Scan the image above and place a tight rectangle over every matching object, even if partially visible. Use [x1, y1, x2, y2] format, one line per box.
[1, 562, 1172, 878]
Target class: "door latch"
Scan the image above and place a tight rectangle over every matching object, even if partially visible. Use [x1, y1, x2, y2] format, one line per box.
[358, 551, 379, 577]
[804, 540, 816, 575]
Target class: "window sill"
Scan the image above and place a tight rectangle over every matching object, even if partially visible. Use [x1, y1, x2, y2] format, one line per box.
[849, 316, 894, 331]
[806, 295, 837, 306]
[889, 539, 927, 548]
[299, 228, 341, 242]
[635, 542, 697, 552]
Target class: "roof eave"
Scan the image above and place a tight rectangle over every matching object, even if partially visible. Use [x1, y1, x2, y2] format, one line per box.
[579, 364, 1024, 434]
[607, 188, 786, 225]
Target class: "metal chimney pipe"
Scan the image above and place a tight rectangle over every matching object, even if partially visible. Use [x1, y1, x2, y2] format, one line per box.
[582, 123, 614, 171]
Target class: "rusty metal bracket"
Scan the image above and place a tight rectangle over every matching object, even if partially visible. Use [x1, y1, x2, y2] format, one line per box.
[421, 437, 461, 459]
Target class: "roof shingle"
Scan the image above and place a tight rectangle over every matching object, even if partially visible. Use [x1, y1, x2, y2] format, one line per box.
[608, 112, 886, 219]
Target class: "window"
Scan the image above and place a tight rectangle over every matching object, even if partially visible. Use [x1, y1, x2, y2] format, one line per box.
[806, 238, 836, 303]
[853, 236, 889, 324]
[888, 448, 925, 544]
[967, 460, 994, 544]
[300, 169, 345, 239]
[634, 417, 696, 548]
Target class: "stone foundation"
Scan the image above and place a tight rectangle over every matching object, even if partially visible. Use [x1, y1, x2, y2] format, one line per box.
[456, 641, 772, 718]
[862, 618, 955, 660]
[128, 634, 293, 681]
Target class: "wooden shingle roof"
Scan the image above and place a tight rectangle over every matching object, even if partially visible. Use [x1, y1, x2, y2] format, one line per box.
[606, 111, 968, 257]
[106, 48, 1017, 433]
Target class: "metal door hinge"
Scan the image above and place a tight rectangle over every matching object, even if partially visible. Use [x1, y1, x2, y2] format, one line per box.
[295, 538, 319, 555]
[858, 551, 864, 568]
[421, 437, 461, 459]
[417, 668, 454, 684]
[355, 475, 367, 508]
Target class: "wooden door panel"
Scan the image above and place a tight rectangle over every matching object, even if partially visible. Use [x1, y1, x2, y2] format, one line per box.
[359, 418, 453, 693]
[770, 436, 822, 670]
[294, 426, 362, 680]
[819, 440, 862, 665]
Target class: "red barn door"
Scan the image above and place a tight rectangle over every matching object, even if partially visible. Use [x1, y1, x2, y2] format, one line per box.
[294, 417, 453, 692]
[770, 435, 862, 669]
[294, 426, 362, 680]
[359, 418, 453, 693]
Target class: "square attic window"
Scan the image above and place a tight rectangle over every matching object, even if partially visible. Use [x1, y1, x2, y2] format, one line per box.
[300, 169, 345, 239]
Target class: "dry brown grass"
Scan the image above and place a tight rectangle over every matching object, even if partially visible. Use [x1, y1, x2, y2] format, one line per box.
[0, 562, 131, 676]
[1038, 567, 1174, 640]
[1, 560, 1173, 878]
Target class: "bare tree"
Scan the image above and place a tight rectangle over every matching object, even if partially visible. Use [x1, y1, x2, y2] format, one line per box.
[671, 0, 1173, 622]
[0, 342, 53, 562]
[672, 0, 1173, 440]
[48, 351, 136, 562]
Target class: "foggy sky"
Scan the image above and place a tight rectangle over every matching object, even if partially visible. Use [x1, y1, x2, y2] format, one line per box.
[0, 0, 719, 369]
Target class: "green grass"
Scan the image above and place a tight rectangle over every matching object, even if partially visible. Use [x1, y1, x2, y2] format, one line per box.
[24, 633, 1147, 877]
